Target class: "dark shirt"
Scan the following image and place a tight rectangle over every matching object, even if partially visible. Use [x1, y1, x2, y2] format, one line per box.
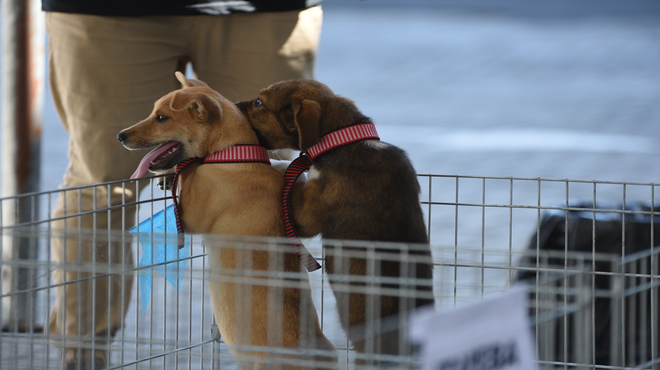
[42, 0, 324, 16]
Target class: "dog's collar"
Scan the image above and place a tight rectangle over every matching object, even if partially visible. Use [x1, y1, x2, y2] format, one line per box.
[204, 144, 271, 164]
[305, 123, 379, 161]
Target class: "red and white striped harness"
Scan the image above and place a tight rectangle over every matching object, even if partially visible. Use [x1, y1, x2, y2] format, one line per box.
[170, 145, 271, 248]
[281, 123, 380, 272]
[169, 123, 380, 272]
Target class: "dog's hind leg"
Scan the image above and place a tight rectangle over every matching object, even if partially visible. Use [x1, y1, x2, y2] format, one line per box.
[325, 243, 434, 368]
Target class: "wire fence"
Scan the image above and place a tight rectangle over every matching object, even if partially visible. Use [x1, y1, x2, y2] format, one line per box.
[0, 174, 658, 369]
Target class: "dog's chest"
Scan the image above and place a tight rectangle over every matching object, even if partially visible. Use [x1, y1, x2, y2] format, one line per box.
[308, 165, 321, 180]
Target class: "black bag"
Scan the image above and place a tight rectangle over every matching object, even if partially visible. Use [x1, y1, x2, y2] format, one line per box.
[515, 201, 659, 367]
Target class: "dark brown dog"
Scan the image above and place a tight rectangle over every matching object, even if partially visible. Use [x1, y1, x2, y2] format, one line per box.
[237, 79, 435, 365]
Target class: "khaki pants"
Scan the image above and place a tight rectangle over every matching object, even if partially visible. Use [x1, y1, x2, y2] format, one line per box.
[46, 7, 322, 363]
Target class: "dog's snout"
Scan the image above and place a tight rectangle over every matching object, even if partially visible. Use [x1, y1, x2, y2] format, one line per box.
[236, 100, 250, 114]
[117, 131, 128, 143]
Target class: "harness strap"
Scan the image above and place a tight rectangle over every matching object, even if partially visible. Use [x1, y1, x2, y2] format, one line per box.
[172, 157, 204, 249]
[306, 123, 380, 160]
[281, 154, 321, 271]
[170, 144, 322, 272]
[281, 123, 381, 272]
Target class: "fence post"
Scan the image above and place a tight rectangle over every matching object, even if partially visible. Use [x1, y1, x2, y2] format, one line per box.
[1, 0, 45, 331]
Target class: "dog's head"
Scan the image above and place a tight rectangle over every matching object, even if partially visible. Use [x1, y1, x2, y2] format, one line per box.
[237, 79, 365, 152]
[118, 72, 254, 178]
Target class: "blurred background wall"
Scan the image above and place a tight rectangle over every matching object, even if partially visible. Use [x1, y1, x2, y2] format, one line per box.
[1, 0, 659, 191]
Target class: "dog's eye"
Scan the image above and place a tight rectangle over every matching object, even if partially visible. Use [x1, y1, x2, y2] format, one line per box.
[254, 98, 263, 108]
[155, 115, 169, 123]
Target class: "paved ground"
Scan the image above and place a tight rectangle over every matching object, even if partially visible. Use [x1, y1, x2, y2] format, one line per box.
[315, 2, 660, 183]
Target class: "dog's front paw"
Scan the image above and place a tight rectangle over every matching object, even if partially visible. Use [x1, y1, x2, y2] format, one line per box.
[157, 174, 175, 191]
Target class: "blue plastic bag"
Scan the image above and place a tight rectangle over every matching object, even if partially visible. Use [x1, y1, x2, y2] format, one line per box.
[129, 204, 190, 313]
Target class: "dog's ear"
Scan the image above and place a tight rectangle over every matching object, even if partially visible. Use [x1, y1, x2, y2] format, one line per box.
[292, 99, 321, 151]
[169, 91, 222, 122]
[175, 71, 209, 89]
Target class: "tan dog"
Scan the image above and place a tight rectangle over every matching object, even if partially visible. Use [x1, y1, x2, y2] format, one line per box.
[237, 79, 435, 365]
[118, 73, 336, 370]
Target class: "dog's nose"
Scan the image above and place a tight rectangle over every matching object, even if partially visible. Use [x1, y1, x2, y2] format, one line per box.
[117, 131, 127, 143]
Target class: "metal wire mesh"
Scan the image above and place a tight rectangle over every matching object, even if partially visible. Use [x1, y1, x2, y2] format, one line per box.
[0, 175, 658, 369]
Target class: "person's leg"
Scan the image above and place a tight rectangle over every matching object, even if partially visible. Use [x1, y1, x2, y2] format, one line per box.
[46, 12, 188, 368]
[190, 6, 322, 100]
[189, 6, 322, 162]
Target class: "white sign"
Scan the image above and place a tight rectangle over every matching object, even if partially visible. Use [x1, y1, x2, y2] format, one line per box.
[410, 285, 537, 370]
